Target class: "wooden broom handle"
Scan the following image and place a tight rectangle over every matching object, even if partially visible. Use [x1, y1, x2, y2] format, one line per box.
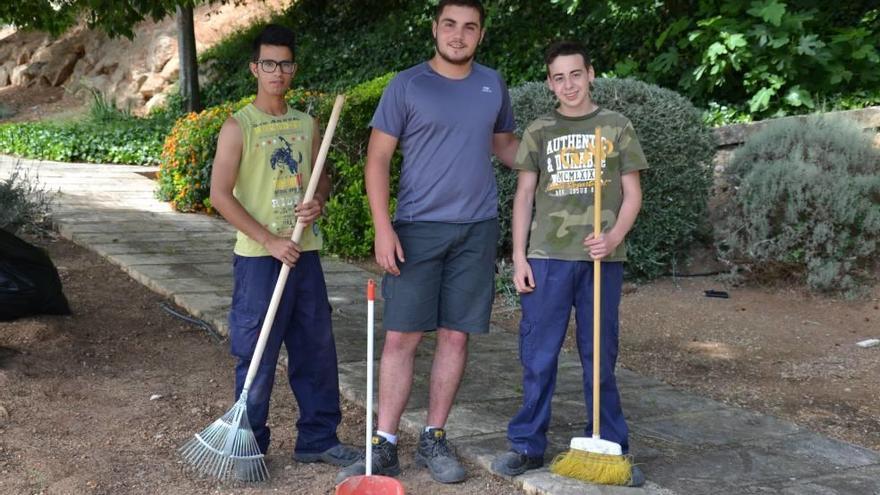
[592, 127, 603, 437]
[242, 94, 346, 391]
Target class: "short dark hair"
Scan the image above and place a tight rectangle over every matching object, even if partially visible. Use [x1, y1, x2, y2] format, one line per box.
[435, 0, 485, 27]
[544, 40, 592, 71]
[251, 24, 296, 62]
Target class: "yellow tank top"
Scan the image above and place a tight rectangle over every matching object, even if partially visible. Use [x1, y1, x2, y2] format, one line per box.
[231, 103, 322, 256]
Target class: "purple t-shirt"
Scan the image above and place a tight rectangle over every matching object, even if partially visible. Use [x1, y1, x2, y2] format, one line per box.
[371, 62, 515, 223]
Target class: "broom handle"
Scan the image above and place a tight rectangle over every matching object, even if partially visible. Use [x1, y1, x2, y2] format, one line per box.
[592, 127, 603, 438]
[366, 280, 376, 476]
[242, 94, 346, 392]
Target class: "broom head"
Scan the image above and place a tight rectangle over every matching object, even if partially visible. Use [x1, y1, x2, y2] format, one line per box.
[549, 436, 632, 486]
[179, 393, 269, 482]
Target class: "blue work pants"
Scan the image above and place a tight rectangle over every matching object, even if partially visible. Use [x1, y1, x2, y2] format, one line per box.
[229, 251, 341, 455]
[507, 259, 629, 456]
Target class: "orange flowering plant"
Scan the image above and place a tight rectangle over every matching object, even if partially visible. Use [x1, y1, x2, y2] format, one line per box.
[156, 89, 325, 213]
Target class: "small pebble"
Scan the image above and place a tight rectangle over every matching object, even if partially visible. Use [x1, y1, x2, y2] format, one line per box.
[150, 394, 163, 401]
[856, 339, 879, 348]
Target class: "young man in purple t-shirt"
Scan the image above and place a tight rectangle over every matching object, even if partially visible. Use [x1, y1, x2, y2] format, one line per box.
[336, 0, 518, 485]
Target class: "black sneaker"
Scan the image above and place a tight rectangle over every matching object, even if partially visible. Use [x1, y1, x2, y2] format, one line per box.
[293, 443, 361, 467]
[628, 465, 646, 487]
[335, 435, 401, 484]
[414, 427, 465, 483]
[490, 450, 543, 476]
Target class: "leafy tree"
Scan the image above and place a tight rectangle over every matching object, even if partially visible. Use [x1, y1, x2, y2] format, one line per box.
[556, 0, 880, 120]
[0, 0, 204, 113]
[645, 1, 880, 118]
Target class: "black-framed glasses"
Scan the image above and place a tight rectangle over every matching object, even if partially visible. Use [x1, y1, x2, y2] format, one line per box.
[255, 59, 296, 74]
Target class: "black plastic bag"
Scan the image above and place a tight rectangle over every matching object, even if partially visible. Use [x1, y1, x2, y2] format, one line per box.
[0, 229, 71, 321]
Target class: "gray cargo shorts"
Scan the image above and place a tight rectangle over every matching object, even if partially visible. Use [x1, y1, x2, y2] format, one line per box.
[381, 218, 498, 333]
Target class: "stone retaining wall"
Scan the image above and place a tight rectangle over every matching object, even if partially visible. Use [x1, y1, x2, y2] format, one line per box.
[711, 105, 880, 175]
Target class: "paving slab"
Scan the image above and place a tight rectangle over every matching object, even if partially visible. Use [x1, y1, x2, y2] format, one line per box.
[68, 231, 235, 244]
[107, 251, 233, 266]
[774, 464, 880, 495]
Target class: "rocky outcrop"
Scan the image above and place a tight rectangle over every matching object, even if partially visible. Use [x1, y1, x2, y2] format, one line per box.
[0, 0, 289, 113]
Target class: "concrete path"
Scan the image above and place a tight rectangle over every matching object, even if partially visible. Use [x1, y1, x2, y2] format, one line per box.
[3, 155, 879, 495]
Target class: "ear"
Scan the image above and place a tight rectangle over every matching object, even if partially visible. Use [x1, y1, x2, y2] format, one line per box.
[546, 74, 553, 91]
[479, 28, 486, 45]
[587, 65, 595, 82]
[432, 20, 437, 39]
[249, 61, 259, 78]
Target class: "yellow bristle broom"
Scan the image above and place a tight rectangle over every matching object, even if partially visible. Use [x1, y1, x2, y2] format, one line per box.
[549, 127, 634, 486]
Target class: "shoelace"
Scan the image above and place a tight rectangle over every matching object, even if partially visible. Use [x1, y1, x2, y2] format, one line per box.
[426, 435, 453, 458]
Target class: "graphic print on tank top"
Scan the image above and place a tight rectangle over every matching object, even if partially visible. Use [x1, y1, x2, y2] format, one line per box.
[264, 134, 305, 237]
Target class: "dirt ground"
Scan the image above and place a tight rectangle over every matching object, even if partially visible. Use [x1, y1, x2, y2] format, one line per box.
[0, 235, 516, 495]
[0, 86, 86, 124]
[628, 276, 879, 451]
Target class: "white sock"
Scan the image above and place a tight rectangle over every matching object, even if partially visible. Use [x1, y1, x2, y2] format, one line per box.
[376, 430, 397, 445]
[424, 425, 443, 433]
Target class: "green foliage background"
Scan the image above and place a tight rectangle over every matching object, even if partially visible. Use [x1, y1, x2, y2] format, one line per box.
[199, 0, 880, 123]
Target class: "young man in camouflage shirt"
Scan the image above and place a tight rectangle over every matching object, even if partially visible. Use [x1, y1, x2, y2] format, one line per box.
[490, 40, 647, 487]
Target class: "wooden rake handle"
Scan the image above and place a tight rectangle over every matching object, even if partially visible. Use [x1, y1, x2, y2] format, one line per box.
[592, 127, 603, 437]
[242, 94, 346, 391]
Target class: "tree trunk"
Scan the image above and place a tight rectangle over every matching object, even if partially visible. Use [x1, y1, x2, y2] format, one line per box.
[176, 5, 202, 113]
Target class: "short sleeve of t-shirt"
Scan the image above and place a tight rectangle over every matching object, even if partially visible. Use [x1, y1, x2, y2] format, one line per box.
[514, 124, 541, 172]
[619, 120, 648, 174]
[370, 74, 406, 138]
[494, 76, 515, 134]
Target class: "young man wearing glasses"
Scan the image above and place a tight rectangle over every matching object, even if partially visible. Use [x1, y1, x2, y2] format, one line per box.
[209, 24, 359, 468]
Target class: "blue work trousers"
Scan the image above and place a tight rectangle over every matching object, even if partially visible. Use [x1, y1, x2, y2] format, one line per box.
[507, 259, 629, 457]
[229, 251, 341, 455]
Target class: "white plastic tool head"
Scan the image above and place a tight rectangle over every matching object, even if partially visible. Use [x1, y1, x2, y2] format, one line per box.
[570, 436, 623, 456]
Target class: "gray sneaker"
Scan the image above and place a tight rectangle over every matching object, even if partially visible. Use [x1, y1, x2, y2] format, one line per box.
[414, 428, 465, 483]
[293, 443, 361, 466]
[335, 435, 401, 484]
[490, 450, 543, 476]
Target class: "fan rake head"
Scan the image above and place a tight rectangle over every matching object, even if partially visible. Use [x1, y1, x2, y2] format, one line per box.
[179, 394, 269, 482]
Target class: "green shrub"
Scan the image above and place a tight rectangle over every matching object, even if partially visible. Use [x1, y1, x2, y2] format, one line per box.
[156, 99, 242, 212]
[499, 78, 716, 280]
[0, 161, 54, 235]
[0, 120, 169, 165]
[716, 116, 880, 296]
[156, 90, 324, 213]
[0, 95, 175, 166]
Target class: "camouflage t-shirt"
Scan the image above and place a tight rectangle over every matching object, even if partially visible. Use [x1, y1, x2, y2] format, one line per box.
[514, 107, 648, 262]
